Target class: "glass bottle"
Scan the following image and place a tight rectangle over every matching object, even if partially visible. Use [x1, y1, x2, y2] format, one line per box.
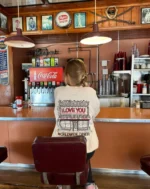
[142, 83, 147, 94]
[115, 76, 119, 95]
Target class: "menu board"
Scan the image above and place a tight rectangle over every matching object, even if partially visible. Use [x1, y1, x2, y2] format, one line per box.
[0, 36, 9, 85]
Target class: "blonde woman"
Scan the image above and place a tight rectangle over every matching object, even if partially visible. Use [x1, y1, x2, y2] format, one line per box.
[52, 59, 100, 189]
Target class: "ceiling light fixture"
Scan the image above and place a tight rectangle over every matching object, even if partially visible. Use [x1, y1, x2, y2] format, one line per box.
[4, 0, 35, 48]
[80, 0, 112, 45]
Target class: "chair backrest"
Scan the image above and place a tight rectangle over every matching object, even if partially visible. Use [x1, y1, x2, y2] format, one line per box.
[0, 147, 7, 163]
[140, 154, 150, 176]
[32, 136, 87, 173]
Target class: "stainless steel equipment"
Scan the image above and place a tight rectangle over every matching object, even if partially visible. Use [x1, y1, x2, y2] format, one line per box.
[22, 78, 28, 101]
[30, 87, 54, 106]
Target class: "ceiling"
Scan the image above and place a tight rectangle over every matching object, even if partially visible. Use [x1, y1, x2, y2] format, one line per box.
[0, 0, 90, 7]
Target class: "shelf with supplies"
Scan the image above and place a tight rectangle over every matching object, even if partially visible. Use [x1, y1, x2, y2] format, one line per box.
[130, 54, 150, 107]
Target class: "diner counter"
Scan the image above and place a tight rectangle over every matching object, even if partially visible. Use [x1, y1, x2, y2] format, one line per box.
[1, 106, 150, 170]
[0, 106, 150, 123]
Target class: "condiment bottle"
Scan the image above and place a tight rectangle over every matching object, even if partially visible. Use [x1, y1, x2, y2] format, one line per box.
[16, 96, 23, 110]
[133, 85, 137, 93]
[142, 83, 147, 94]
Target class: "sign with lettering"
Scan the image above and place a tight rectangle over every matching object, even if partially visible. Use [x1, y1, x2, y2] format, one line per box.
[27, 48, 59, 56]
[29, 67, 63, 82]
[55, 11, 71, 28]
[61, 107, 88, 115]
[0, 36, 9, 85]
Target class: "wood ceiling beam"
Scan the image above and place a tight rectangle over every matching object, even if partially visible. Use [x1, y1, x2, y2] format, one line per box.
[29, 28, 150, 44]
[3, 0, 150, 15]
[30, 29, 150, 44]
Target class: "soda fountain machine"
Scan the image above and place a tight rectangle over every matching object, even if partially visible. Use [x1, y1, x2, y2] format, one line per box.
[22, 66, 64, 106]
[29, 67, 63, 106]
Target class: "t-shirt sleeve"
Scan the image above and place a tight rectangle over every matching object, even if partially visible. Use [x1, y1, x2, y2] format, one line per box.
[54, 86, 61, 100]
[91, 89, 100, 118]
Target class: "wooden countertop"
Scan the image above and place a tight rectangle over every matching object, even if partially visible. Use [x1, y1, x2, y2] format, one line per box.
[0, 107, 150, 123]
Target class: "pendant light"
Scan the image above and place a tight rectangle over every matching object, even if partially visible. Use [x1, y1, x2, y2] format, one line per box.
[80, 0, 112, 45]
[4, 0, 35, 48]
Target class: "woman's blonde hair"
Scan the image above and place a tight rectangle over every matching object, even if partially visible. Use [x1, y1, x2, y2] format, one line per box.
[65, 59, 87, 86]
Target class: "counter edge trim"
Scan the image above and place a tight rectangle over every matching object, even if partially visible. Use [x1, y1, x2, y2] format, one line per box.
[0, 163, 147, 176]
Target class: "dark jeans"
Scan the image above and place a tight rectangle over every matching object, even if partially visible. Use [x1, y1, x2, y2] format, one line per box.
[86, 151, 95, 183]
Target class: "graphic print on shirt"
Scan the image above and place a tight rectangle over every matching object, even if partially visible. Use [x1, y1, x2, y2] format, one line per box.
[57, 100, 91, 137]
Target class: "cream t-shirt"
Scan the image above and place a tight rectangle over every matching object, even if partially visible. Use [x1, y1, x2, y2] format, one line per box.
[52, 85, 100, 153]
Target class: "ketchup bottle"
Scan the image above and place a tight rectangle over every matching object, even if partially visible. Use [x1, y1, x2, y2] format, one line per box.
[16, 96, 23, 110]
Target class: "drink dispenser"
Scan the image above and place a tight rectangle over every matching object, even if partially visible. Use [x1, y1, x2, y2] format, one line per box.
[22, 78, 28, 101]
[29, 67, 63, 106]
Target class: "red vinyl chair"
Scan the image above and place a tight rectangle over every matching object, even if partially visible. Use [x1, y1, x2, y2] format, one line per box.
[0, 147, 7, 163]
[32, 136, 89, 188]
[140, 154, 150, 176]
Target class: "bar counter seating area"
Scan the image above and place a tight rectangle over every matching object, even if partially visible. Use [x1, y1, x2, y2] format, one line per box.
[1, 0, 150, 189]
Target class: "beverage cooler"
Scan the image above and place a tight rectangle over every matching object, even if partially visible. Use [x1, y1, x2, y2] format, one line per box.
[23, 66, 64, 106]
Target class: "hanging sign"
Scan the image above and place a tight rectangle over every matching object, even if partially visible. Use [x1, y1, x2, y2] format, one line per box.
[55, 11, 71, 28]
[29, 67, 63, 82]
[0, 36, 9, 85]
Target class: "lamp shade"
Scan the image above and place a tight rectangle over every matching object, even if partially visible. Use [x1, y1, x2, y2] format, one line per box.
[80, 23, 112, 45]
[4, 28, 35, 48]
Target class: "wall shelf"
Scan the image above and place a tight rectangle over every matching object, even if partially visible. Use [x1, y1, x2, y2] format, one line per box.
[135, 57, 150, 60]
[112, 70, 131, 74]
[134, 69, 150, 71]
[133, 94, 150, 96]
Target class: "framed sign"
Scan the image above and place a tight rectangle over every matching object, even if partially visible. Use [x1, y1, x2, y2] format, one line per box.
[42, 15, 53, 30]
[141, 8, 150, 24]
[26, 16, 37, 31]
[12, 17, 23, 32]
[55, 11, 71, 28]
[74, 12, 86, 28]
[0, 36, 9, 85]
[0, 13, 7, 29]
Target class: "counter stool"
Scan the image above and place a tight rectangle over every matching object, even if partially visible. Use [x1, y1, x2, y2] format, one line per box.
[32, 136, 88, 189]
[0, 147, 7, 163]
[140, 154, 150, 176]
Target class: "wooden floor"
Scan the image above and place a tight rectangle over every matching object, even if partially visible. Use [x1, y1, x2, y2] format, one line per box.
[0, 167, 150, 189]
